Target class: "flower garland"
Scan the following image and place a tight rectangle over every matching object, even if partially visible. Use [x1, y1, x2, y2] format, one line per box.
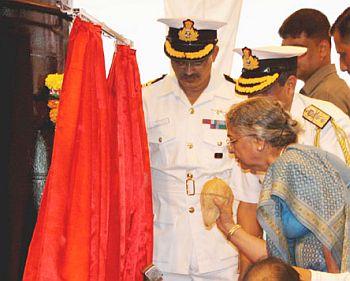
[45, 73, 63, 124]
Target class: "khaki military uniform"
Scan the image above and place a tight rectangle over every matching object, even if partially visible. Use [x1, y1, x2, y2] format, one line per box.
[300, 64, 350, 117]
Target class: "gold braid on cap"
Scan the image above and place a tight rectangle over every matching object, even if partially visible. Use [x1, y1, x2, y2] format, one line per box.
[235, 73, 279, 94]
[165, 40, 214, 60]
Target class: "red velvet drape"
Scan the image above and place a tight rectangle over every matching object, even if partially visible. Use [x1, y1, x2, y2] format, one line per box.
[23, 18, 112, 280]
[106, 45, 153, 281]
[23, 18, 153, 281]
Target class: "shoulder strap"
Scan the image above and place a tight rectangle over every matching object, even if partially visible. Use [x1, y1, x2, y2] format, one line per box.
[142, 74, 167, 88]
[304, 105, 350, 165]
[223, 74, 235, 84]
[302, 104, 331, 129]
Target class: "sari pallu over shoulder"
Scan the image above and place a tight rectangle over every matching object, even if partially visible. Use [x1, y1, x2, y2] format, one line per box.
[257, 144, 350, 272]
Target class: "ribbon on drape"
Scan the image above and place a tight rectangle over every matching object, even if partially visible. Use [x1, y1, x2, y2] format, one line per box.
[106, 44, 153, 281]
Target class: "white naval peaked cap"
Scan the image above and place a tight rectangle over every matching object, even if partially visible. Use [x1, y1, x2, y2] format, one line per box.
[233, 45, 307, 59]
[158, 18, 226, 61]
[233, 46, 307, 96]
[158, 18, 226, 30]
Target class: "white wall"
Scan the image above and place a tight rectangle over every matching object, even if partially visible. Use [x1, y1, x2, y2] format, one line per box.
[73, 0, 349, 86]
[73, 0, 167, 83]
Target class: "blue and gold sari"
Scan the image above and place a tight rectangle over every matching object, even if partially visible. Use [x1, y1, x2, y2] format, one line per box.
[257, 144, 350, 272]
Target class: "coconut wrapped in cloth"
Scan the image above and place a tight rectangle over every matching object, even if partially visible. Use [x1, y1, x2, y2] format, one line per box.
[200, 177, 233, 229]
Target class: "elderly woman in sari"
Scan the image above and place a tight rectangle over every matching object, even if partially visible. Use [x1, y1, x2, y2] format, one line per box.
[215, 97, 350, 274]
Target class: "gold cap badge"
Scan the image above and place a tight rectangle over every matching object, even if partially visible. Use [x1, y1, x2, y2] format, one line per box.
[242, 47, 259, 70]
[178, 19, 199, 42]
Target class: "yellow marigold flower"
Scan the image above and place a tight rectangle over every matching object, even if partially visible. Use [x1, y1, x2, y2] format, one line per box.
[45, 73, 64, 90]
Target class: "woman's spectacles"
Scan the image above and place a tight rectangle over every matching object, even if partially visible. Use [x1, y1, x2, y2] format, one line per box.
[226, 138, 238, 146]
[226, 135, 252, 146]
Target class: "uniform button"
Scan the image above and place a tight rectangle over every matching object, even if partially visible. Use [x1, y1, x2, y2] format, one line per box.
[217, 141, 223, 146]
[189, 107, 195, 114]
[186, 143, 193, 149]
[158, 137, 162, 143]
[188, 207, 195, 213]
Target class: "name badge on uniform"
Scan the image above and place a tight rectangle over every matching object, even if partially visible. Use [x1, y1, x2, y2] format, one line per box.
[202, 119, 227, 129]
[214, 152, 223, 158]
[303, 105, 331, 129]
[151, 117, 170, 128]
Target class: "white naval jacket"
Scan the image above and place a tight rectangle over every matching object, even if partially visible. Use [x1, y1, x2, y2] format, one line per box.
[142, 71, 244, 274]
[233, 92, 350, 204]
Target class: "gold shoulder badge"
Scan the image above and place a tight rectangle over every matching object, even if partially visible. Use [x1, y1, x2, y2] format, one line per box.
[142, 74, 167, 87]
[178, 19, 199, 42]
[242, 47, 259, 70]
[303, 104, 331, 129]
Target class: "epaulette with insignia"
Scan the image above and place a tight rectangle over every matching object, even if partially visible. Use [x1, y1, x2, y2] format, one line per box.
[224, 74, 235, 84]
[142, 74, 167, 87]
[303, 104, 331, 129]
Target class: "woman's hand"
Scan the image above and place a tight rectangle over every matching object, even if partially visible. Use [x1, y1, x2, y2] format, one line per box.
[215, 194, 268, 262]
[214, 194, 236, 236]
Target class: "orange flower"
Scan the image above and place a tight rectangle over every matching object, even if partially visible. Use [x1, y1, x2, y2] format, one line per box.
[48, 100, 59, 109]
[49, 107, 59, 123]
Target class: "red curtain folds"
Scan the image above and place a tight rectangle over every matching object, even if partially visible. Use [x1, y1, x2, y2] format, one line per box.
[106, 45, 153, 281]
[23, 17, 112, 280]
[24, 18, 153, 281]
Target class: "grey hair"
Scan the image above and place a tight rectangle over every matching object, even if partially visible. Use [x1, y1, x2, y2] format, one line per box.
[226, 97, 302, 148]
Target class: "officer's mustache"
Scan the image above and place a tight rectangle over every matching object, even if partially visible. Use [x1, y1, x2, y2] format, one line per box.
[180, 73, 200, 80]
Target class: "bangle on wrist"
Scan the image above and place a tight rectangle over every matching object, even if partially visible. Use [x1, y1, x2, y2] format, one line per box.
[226, 224, 242, 240]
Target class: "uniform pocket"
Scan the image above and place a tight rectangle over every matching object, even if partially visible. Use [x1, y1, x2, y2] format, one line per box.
[202, 130, 228, 157]
[153, 191, 182, 224]
[147, 118, 176, 167]
[148, 117, 175, 143]
[153, 191, 180, 262]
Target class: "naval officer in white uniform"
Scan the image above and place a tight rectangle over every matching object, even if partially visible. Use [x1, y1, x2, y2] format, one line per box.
[231, 46, 350, 276]
[142, 18, 244, 280]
